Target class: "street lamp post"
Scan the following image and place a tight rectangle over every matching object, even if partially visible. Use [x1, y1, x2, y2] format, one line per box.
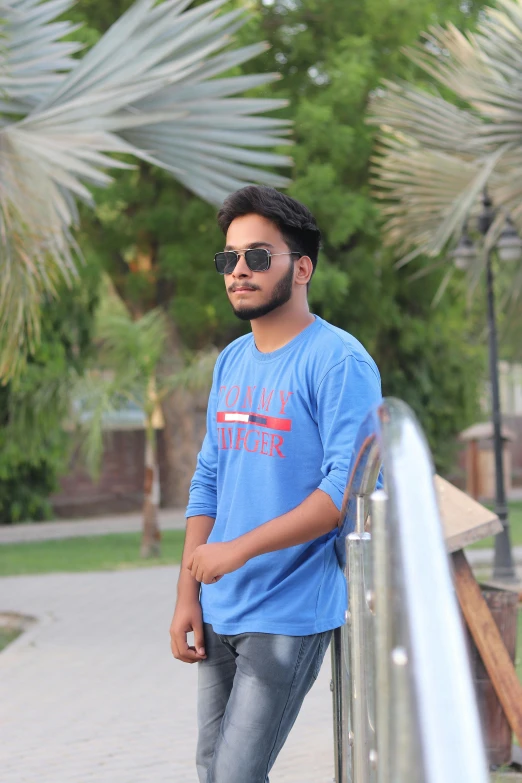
[452, 189, 522, 582]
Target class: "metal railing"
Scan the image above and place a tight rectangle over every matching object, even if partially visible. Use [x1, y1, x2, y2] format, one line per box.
[331, 398, 489, 783]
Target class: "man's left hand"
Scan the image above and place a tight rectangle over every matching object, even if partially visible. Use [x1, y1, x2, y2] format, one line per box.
[187, 541, 246, 584]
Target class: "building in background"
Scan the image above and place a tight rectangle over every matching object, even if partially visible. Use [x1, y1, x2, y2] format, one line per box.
[457, 362, 522, 496]
[499, 362, 522, 489]
[51, 401, 207, 517]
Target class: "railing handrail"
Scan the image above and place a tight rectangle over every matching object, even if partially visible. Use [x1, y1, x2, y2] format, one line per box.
[332, 397, 489, 783]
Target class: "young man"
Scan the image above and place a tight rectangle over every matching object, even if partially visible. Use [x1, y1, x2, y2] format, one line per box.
[170, 186, 382, 783]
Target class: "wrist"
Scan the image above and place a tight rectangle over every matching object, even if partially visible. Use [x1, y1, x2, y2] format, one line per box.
[177, 570, 201, 600]
[232, 532, 256, 565]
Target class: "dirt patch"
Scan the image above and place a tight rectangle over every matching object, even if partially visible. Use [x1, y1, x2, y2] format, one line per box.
[0, 612, 36, 651]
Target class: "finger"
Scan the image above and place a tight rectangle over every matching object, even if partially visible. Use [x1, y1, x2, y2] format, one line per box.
[193, 620, 206, 658]
[181, 648, 203, 663]
[186, 554, 194, 570]
[172, 632, 205, 664]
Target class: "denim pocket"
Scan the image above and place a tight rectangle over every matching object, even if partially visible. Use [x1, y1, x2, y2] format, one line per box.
[312, 630, 332, 680]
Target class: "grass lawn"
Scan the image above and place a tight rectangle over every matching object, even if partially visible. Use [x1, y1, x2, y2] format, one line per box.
[0, 530, 185, 577]
[0, 627, 21, 652]
[469, 502, 522, 549]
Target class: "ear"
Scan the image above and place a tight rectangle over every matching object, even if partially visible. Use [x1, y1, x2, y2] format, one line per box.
[294, 255, 314, 286]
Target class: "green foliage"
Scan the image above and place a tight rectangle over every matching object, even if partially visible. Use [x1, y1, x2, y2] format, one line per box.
[0, 530, 186, 575]
[76, 168, 235, 348]
[74, 0, 488, 473]
[0, 265, 99, 524]
[251, 0, 487, 472]
[0, 0, 290, 377]
[75, 285, 170, 479]
[75, 283, 217, 480]
[0, 628, 22, 653]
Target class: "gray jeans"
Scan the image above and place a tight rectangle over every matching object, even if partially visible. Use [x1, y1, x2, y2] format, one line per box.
[196, 622, 332, 783]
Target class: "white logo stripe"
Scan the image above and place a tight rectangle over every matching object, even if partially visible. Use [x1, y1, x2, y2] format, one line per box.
[224, 413, 249, 423]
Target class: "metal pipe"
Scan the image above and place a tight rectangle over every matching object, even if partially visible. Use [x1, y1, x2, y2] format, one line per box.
[390, 645, 419, 783]
[486, 248, 516, 581]
[332, 398, 489, 783]
[331, 626, 345, 783]
[348, 532, 369, 783]
[371, 490, 390, 783]
[382, 402, 489, 783]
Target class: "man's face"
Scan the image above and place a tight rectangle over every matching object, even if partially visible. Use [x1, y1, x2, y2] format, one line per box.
[223, 214, 296, 321]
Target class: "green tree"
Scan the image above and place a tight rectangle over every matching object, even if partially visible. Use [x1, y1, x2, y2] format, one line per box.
[0, 0, 294, 521]
[0, 0, 291, 379]
[0, 267, 99, 524]
[76, 283, 216, 555]
[76, 0, 487, 485]
[249, 0, 487, 472]
[368, 0, 522, 348]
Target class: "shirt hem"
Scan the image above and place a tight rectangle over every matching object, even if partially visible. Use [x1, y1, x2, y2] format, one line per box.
[203, 614, 345, 636]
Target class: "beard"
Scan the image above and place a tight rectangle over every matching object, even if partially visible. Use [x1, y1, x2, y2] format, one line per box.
[229, 260, 294, 321]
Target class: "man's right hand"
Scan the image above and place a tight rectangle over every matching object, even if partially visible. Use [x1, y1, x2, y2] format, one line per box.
[170, 597, 207, 664]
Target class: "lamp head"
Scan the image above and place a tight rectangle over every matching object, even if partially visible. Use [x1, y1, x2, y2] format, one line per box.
[450, 230, 476, 270]
[497, 216, 522, 263]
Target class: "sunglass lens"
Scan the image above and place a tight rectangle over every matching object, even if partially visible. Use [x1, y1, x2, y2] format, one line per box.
[245, 248, 270, 271]
[214, 251, 238, 274]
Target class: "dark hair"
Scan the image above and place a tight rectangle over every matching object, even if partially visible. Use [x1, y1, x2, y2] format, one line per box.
[217, 186, 321, 277]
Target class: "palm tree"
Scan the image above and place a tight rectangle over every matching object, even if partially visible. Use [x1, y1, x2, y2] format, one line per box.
[368, 0, 522, 309]
[76, 282, 217, 556]
[0, 0, 291, 380]
[369, 0, 522, 578]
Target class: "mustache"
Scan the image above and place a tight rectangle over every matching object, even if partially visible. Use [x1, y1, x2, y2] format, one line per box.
[228, 284, 260, 293]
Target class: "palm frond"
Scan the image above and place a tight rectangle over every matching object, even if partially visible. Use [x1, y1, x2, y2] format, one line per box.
[159, 346, 218, 398]
[0, 0, 82, 116]
[0, 0, 292, 379]
[369, 0, 522, 309]
[369, 79, 483, 155]
[94, 284, 168, 380]
[72, 369, 124, 481]
[405, 12, 522, 148]
[73, 286, 218, 477]
[371, 133, 506, 260]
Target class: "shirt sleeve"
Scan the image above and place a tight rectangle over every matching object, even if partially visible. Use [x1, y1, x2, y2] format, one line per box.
[185, 369, 219, 520]
[316, 355, 382, 510]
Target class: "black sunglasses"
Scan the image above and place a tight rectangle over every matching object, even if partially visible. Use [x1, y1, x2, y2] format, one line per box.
[214, 248, 301, 275]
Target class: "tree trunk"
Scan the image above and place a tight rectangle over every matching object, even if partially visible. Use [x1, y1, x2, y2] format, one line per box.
[160, 385, 203, 507]
[141, 422, 161, 558]
[158, 319, 203, 508]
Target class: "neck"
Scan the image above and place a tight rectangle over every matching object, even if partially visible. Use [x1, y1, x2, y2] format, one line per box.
[250, 300, 315, 353]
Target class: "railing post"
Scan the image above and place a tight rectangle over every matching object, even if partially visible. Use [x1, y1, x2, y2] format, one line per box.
[331, 626, 349, 783]
[332, 399, 489, 783]
[331, 550, 353, 783]
[348, 530, 374, 783]
[371, 489, 389, 783]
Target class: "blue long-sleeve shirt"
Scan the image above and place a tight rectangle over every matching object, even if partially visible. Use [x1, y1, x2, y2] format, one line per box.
[186, 315, 382, 635]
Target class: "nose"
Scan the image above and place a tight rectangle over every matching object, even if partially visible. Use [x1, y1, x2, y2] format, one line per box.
[231, 251, 252, 278]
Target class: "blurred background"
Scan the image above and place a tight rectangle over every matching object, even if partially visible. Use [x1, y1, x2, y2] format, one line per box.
[1, 0, 520, 527]
[1, 1, 522, 780]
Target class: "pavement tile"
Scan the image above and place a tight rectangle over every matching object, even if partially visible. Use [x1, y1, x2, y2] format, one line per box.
[0, 566, 335, 782]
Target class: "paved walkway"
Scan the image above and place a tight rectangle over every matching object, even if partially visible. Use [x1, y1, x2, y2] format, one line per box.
[3, 510, 522, 574]
[0, 567, 335, 783]
[0, 510, 187, 544]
